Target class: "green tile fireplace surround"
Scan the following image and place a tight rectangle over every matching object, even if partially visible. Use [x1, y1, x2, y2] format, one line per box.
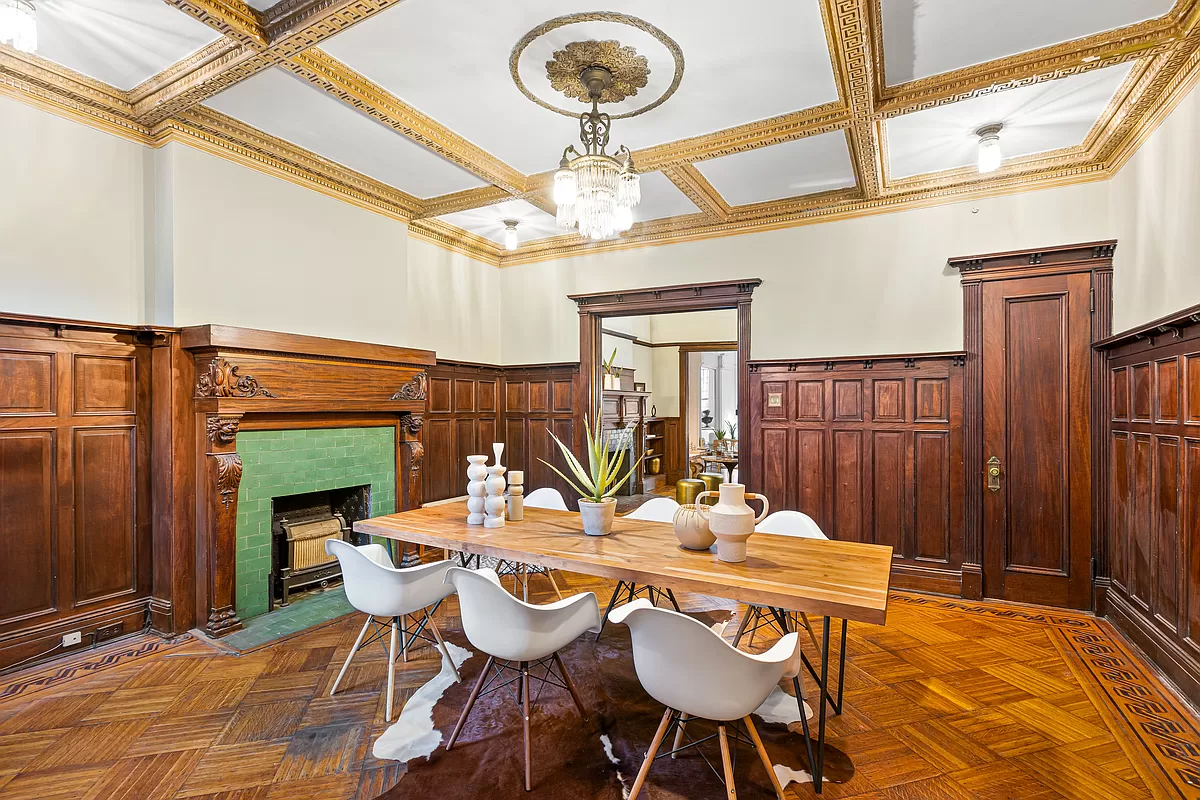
[234, 426, 396, 619]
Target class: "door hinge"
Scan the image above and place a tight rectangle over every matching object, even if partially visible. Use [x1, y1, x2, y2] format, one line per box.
[1090, 288, 1095, 313]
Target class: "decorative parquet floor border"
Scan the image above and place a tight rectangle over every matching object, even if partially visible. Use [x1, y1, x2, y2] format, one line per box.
[0, 635, 191, 704]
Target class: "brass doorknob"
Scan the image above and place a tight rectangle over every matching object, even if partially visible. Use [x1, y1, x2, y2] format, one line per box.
[986, 456, 1001, 492]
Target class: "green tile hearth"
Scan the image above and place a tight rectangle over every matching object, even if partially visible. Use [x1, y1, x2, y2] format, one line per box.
[221, 587, 354, 652]
[233, 426, 396, 620]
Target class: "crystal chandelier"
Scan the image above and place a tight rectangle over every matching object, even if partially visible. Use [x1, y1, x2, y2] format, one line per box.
[553, 66, 641, 240]
[0, 0, 36, 53]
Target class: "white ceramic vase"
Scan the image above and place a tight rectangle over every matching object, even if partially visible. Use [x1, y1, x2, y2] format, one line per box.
[484, 463, 507, 528]
[579, 498, 616, 536]
[672, 503, 715, 551]
[466, 455, 488, 525]
[696, 483, 769, 563]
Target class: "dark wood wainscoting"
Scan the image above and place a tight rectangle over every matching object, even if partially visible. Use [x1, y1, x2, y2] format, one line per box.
[1099, 303, 1200, 705]
[424, 361, 582, 508]
[0, 318, 156, 670]
[747, 353, 965, 595]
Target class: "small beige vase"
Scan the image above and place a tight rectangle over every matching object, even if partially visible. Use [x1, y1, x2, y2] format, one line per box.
[672, 503, 715, 551]
[696, 484, 769, 563]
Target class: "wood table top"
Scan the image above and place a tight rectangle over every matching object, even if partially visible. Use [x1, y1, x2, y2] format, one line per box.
[354, 501, 892, 625]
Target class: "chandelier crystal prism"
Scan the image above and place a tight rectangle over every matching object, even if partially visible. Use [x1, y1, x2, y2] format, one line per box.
[554, 66, 640, 241]
[0, 0, 36, 53]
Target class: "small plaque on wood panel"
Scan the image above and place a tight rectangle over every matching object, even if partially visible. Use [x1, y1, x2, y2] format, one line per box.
[767, 392, 783, 408]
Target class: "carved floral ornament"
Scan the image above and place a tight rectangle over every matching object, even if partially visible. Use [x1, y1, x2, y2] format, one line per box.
[214, 453, 243, 509]
[391, 371, 428, 401]
[401, 414, 424, 436]
[195, 357, 276, 398]
[546, 40, 649, 104]
[408, 440, 425, 475]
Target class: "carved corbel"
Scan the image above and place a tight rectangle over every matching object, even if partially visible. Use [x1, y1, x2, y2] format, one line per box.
[204, 412, 244, 637]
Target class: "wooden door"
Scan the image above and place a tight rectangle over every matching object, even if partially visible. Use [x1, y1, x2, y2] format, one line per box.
[982, 272, 1092, 608]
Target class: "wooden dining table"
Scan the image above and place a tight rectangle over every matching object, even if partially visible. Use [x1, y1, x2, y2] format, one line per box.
[354, 500, 893, 792]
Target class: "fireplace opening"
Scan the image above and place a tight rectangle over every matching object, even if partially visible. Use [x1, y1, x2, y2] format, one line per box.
[270, 484, 371, 609]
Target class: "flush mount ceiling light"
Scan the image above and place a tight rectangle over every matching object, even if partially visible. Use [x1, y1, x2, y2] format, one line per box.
[976, 123, 1004, 174]
[0, 0, 36, 53]
[502, 219, 520, 251]
[552, 64, 641, 241]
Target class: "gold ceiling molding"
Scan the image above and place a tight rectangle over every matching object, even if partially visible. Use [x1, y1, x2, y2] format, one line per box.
[127, 39, 243, 104]
[509, 12, 684, 120]
[417, 186, 515, 219]
[821, 0, 883, 200]
[165, 0, 269, 48]
[662, 164, 731, 220]
[546, 40, 649, 104]
[409, 218, 502, 265]
[283, 48, 528, 193]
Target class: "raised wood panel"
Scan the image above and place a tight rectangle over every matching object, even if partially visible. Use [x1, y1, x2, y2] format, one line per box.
[425, 418, 454, 501]
[833, 380, 863, 422]
[1188, 356, 1200, 425]
[749, 354, 964, 595]
[429, 377, 453, 413]
[478, 380, 497, 413]
[1112, 367, 1129, 421]
[1111, 432, 1130, 592]
[914, 378, 949, 423]
[529, 381, 550, 413]
[0, 430, 55, 623]
[552, 380, 572, 412]
[73, 427, 136, 604]
[796, 382, 822, 421]
[1132, 363, 1152, 422]
[871, 431, 905, 555]
[506, 381, 527, 413]
[914, 431, 950, 563]
[453, 379, 476, 413]
[1155, 435, 1180, 628]
[832, 430, 863, 542]
[1156, 358, 1180, 424]
[73, 354, 135, 415]
[505, 419, 527, 475]
[1186, 439, 1200, 648]
[0, 350, 53, 415]
[760, 428, 789, 511]
[1131, 434, 1154, 612]
[873, 380, 904, 423]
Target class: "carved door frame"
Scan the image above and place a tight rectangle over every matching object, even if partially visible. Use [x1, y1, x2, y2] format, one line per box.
[568, 279, 759, 489]
[950, 241, 1115, 605]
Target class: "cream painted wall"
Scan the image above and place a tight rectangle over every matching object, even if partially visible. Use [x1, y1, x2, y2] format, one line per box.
[1110, 81, 1200, 332]
[0, 96, 148, 324]
[650, 310, 737, 343]
[497, 180, 1116, 363]
[169, 145, 411, 347]
[406, 238, 500, 363]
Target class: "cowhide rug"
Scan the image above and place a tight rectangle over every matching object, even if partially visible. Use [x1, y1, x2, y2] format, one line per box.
[376, 611, 851, 799]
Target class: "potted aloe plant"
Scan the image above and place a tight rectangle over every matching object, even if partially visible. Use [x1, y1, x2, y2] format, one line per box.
[713, 425, 728, 453]
[602, 348, 622, 390]
[541, 406, 645, 535]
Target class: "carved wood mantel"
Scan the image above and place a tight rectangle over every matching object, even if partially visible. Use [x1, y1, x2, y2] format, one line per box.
[182, 325, 435, 637]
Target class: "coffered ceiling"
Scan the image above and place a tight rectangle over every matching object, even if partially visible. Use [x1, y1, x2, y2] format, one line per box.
[2, 0, 1199, 266]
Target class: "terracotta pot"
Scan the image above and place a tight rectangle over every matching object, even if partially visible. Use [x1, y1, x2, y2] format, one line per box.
[695, 484, 769, 563]
[672, 503, 715, 551]
[578, 498, 617, 536]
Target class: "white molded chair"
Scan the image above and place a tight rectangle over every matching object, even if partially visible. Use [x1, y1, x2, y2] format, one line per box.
[735, 510, 829, 650]
[596, 497, 685, 637]
[611, 599, 800, 799]
[326, 539, 459, 722]
[444, 566, 600, 792]
[524, 487, 569, 510]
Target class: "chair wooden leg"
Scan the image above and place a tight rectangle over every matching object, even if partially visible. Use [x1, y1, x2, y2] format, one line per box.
[426, 611, 460, 683]
[748, 606, 759, 649]
[553, 652, 587, 721]
[718, 725, 737, 799]
[521, 662, 531, 792]
[544, 568, 564, 600]
[799, 611, 821, 652]
[386, 617, 399, 722]
[330, 615, 371, 697]
[671, 712, 689, 758]
[629, 707, 673, 800]
[733, 606, 754, 647]
[447, 655, 494, 750]
[744, 715, 786, 800]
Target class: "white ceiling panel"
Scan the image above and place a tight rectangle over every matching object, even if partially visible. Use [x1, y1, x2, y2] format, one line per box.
[204, 68, 487, 198]
[31, 0, 220, 90]
[437, 199, 559, 246]
[885, 62, 1134, 179]
[693, 131, 857, 207]
[636, 172, 700, 222]
[881, 0, 1174, 84]
[321, 0, 839, 174]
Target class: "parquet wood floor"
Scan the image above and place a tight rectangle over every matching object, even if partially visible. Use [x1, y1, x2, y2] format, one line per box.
[0, 577, 1197, 800]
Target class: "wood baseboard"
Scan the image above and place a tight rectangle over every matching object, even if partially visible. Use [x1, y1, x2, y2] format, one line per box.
[890, 563, 962, 597]
[0, 597, 149, 673]
[1105, 590, 1200, 707]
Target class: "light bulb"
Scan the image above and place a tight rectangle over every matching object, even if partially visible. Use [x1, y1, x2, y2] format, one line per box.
[614, 204, 633, 232]
[0, 0, 36, 53]
[553, 162, 577, 208]
[502, 220, 519, 251]
[976, 123, 1003, 174]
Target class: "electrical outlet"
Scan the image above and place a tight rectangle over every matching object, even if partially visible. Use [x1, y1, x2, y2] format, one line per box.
[61, 631, 82, 647]
[95, 623, 122, 642]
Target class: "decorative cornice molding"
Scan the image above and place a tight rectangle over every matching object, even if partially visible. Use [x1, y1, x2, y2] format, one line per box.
[408, 218, 502, 265]
[661, 164, 731, 220]
[195, 356, 276, 398]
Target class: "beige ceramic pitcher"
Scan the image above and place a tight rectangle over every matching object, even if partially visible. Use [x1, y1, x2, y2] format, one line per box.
[695, 483, 769, 563]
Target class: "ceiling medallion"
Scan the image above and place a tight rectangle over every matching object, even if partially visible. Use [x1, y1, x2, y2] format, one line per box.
[546, 40, 649, 104]
[509, 12, 684, 120]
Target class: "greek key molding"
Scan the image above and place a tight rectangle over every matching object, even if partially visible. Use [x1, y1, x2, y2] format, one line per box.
[195, 357, 276, 398]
